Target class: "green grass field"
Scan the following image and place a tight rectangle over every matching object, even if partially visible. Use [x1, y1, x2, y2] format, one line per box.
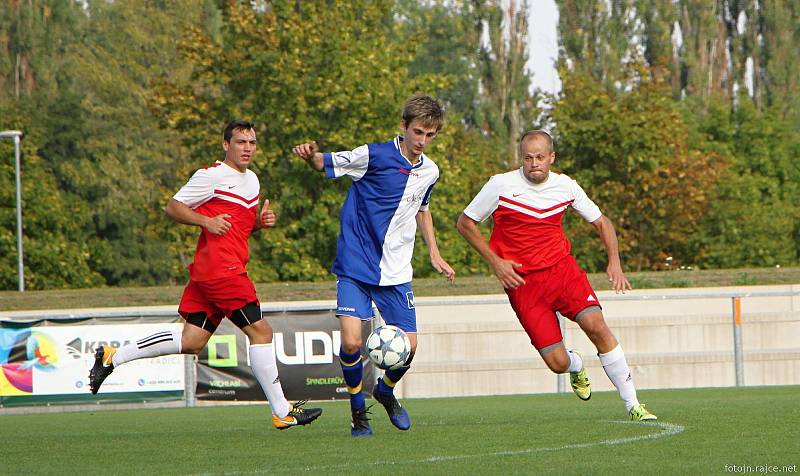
[3, 386, 798, 475]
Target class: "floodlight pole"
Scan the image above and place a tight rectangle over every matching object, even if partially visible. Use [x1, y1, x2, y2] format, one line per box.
[1, 130, 24, 291]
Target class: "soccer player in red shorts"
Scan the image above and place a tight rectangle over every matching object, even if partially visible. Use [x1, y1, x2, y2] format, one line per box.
[89, 120, 322, 429]
[457, 130, 656, 421]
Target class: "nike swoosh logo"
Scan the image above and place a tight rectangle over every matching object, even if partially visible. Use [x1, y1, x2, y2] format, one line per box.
[512, 193, 523, 197]
[227, 185, 236, 189]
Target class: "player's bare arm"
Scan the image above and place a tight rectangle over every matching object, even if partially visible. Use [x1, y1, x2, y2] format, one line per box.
[292, 141, 324, 171]
[416, 210, 455, 282]
[456, 213, 525, 289]
[591, 215, 632, 293]
[255, 199, 276, 230]
[165, 198, 231, 236]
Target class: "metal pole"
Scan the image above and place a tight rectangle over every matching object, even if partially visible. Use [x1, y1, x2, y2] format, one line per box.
[14, 135, 24, 292]
[184, 354, 196, 407]
[557, 314, 566, 393]
[732, 297, 744, 386]
[1, 130, 24, 292]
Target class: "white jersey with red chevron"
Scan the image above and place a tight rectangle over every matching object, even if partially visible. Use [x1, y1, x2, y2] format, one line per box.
[173, 161, 259, 281]
[463, 168, 602, 273]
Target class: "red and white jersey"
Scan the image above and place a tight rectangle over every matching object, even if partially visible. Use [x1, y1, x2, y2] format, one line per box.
[173, 161, 259, 281]
[463, 168, 602, 273]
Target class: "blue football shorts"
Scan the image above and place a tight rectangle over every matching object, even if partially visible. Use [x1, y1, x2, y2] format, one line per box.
[335, 275, 417, 332]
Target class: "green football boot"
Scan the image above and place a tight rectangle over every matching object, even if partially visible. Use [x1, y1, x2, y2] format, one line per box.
[569, 351, 591, 401]
[629, 403, 658, 421]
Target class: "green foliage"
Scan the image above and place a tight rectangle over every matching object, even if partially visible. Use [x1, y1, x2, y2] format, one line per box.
[687, 97, 800, 268]
[152, 0, 441, 281]
[548, 67, 727, 272]
[0, 0, 798, 290]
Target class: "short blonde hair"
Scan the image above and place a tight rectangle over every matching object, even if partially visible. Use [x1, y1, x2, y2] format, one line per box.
[402, 94, 445, 131]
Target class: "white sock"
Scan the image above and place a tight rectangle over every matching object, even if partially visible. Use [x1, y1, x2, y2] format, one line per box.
[112, 329, 182, 366]
[598, 345, 639, 412]
[249, 344, 291, 418]
[567, 350, 583, 373]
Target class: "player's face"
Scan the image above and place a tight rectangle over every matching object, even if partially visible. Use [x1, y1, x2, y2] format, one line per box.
[401, 119, 438, 160]
[521, 137, 555, 184]
[223, 128, 257, 172]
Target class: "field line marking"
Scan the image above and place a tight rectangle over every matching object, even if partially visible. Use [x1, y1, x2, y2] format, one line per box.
[211, 420, 684, 475]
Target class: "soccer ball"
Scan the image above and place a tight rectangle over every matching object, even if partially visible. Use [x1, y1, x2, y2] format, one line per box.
[365, 325, 411, 370]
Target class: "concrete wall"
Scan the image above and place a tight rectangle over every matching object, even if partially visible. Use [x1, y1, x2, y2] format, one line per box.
[396, 284, 800, 398]
[3, 284, 797, 403]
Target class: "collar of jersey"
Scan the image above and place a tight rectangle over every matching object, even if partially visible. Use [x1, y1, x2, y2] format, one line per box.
[394, 136, 425, 168]
[218, 160, 247, 175]
[518, 167, 553, 187]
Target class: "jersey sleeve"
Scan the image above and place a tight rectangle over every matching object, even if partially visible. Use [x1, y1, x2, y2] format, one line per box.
[463, 176, 501, 222]
[173, 168, 216, 209]
[323, 144, 370, 181]
[570, 179, 602, 223]
[418, 178, 439, 212]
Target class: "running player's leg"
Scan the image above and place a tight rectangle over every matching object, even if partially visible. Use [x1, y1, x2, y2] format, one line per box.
[336, 276, 374, 436]
[233, 304, 322, 429]
[575, 309, 655, 419]
[558, 256, 655, 419]
[522, 311, 589, 401]
[89, 281, 212, 394]
[506, 266, 590, 400]
[371, 282, 416, 430]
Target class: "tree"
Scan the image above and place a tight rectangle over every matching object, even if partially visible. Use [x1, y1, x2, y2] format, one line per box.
[0, 1, 104, 289]
[687, 96, 800, 268]
[475, 0, 539, 168]
[547, 67, 726, 271]
[152, 0, 455, 281]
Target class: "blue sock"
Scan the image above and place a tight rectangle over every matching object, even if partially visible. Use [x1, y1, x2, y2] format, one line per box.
[340, 347, 365, 410]
[377, 354, 414, 395]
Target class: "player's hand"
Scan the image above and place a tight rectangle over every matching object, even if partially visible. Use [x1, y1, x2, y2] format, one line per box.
[204, 214, 232, 235]
[607, 262, 632, 293]
[292, 141, 319, 161]
[492, 258, 525, 289]
[431, 256, 455, 282]
[259, 199, 276, 228]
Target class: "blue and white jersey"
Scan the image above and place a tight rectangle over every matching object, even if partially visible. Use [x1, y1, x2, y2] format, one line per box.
[323, 136, 439, 286]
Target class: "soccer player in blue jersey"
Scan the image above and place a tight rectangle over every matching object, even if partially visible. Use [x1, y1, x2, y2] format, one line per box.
[292, 94, 455, 437]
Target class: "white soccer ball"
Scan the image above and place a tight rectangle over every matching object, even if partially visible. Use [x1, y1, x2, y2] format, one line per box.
[365, 325, 411, 370]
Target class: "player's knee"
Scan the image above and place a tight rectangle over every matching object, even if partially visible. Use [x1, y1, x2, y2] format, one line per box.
[341, 338, 362, 354]
[342, 341, 362, 354]
[585, 323, 615, 344]
[541, 344, 570, 373]
[546, 359, 569, 374]
[244, 322, 273, 345]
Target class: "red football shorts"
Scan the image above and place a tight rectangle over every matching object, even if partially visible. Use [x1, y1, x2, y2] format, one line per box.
[178, 273, 259, 329]
[505, 255, 601, 350]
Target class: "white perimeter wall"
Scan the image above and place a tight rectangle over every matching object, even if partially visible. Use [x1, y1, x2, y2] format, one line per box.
[397, 284, 800, 398]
